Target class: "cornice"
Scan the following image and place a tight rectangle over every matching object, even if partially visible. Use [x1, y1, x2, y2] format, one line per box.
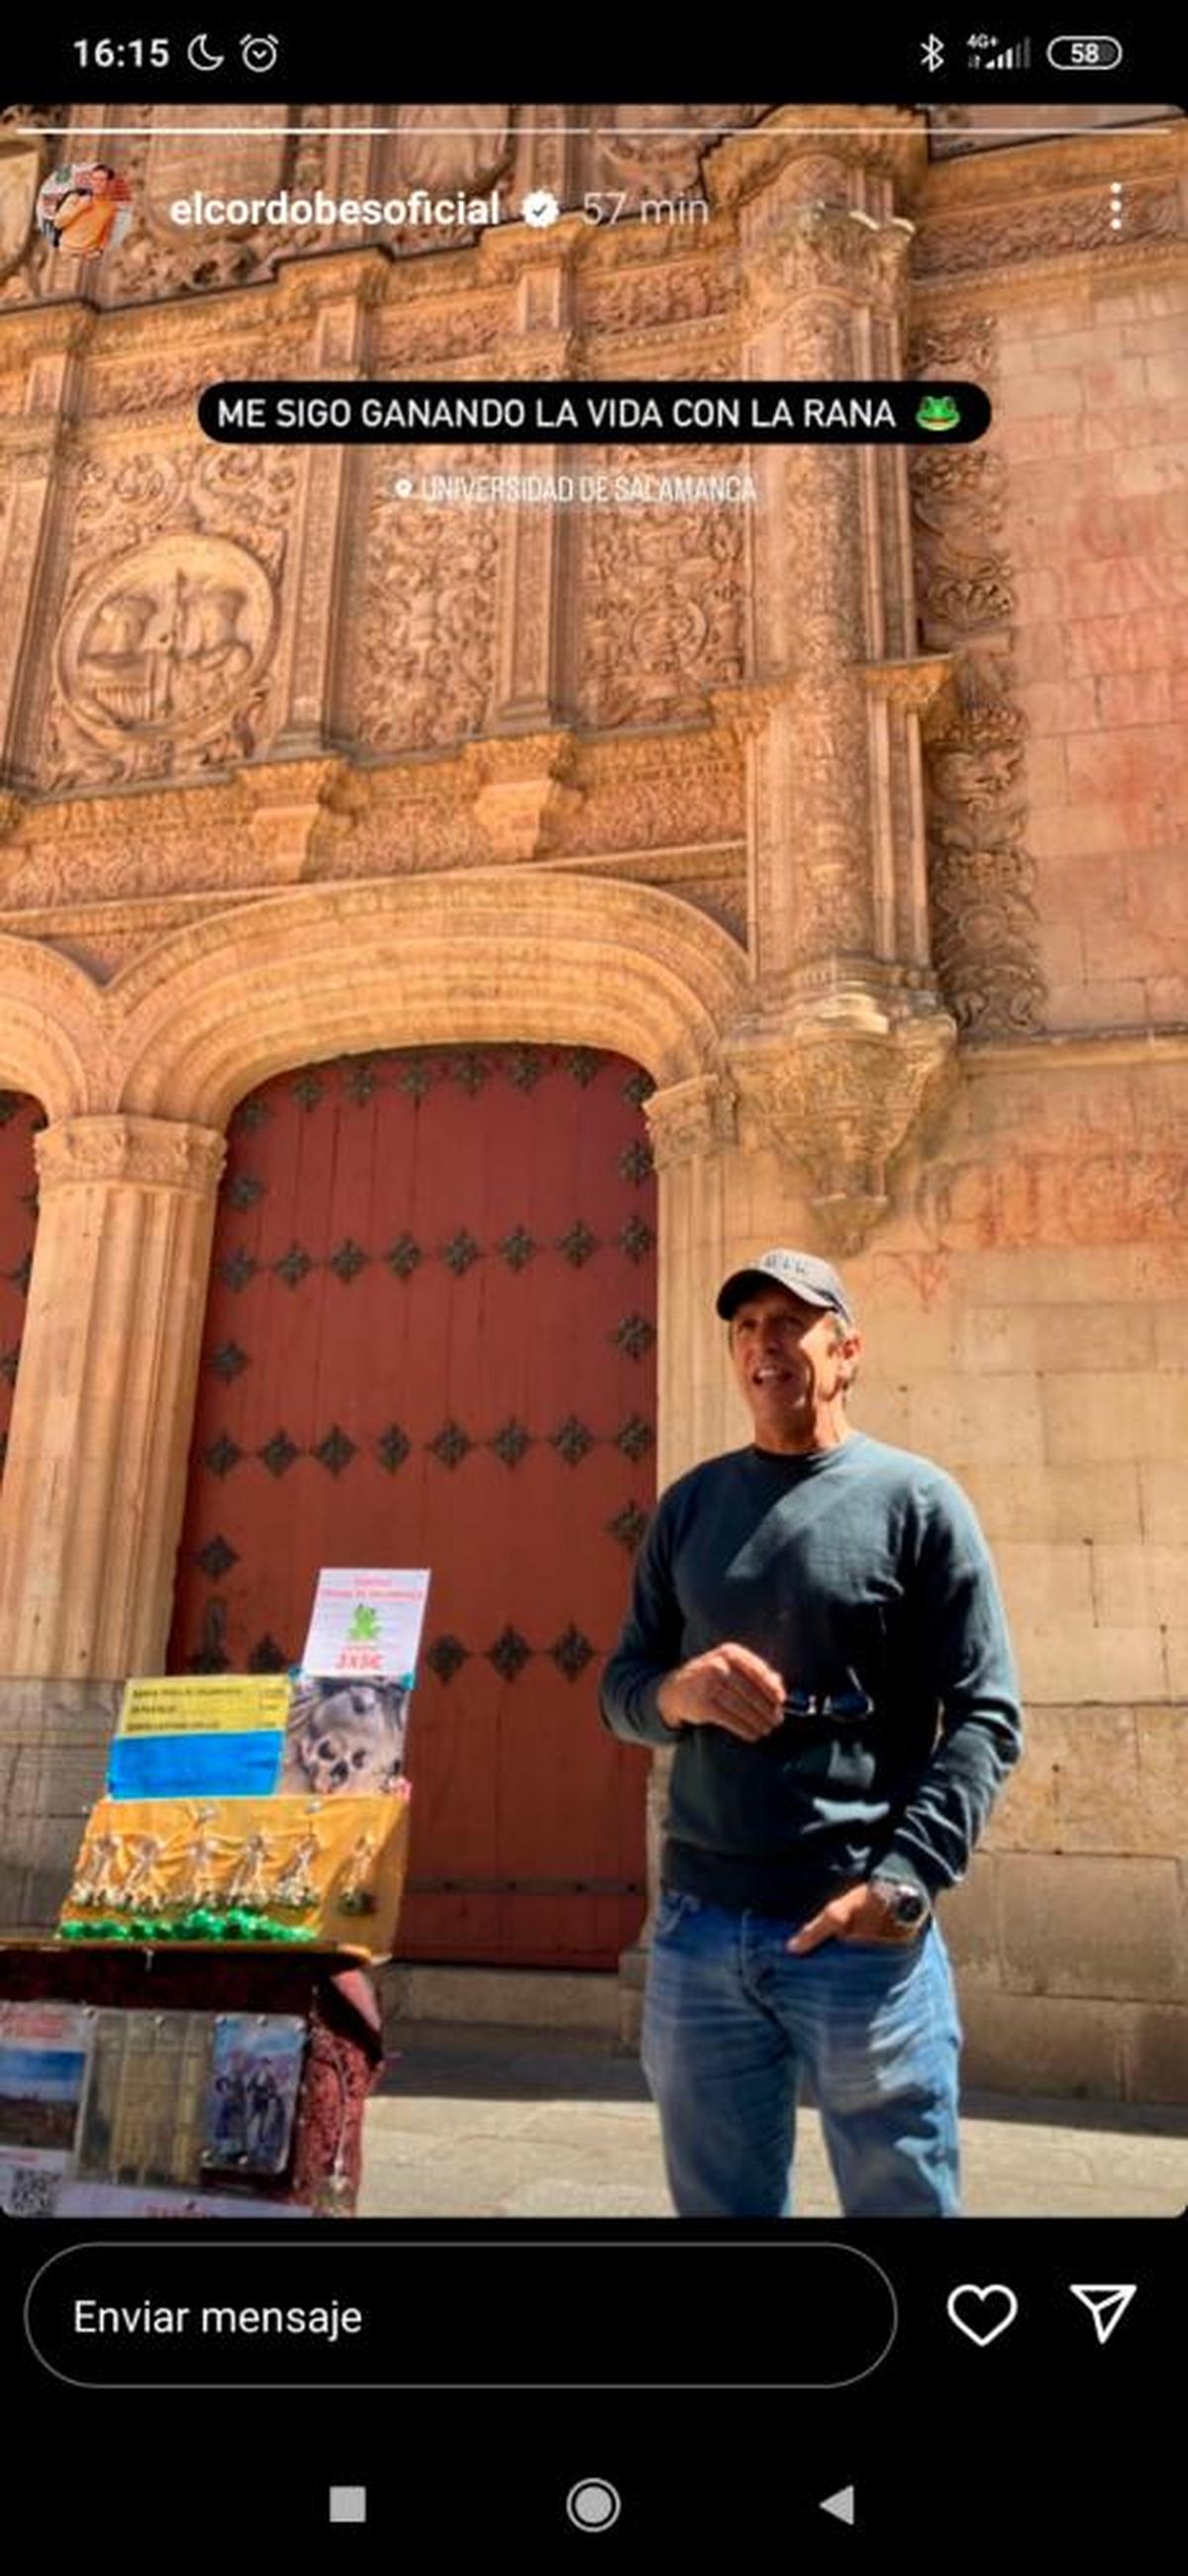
[910, 234, 1184, 311]
[919, 122, 1185, 210]
[961, 1026, 1188, 1073]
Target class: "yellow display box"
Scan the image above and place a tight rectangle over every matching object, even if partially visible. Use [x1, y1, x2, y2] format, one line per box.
[59, 1789, 411, 1960]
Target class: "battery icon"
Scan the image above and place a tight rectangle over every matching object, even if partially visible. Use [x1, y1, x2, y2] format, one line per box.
[1046, 35, 1125, 69]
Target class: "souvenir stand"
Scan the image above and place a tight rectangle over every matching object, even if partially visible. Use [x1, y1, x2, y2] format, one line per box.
[0, 1572, 427, 2220]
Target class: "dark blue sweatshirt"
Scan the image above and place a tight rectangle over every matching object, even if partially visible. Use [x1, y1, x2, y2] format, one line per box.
[600, 1431, 1023, 1917]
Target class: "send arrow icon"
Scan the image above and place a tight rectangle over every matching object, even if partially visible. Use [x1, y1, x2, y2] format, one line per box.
[1069, 2284, 1137, 2345]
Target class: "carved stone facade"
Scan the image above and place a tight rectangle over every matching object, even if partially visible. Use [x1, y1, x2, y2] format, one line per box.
[347, 449, 499, 753]
[0, 100, 1185, 2099]
[910, 316, 1047, 1036]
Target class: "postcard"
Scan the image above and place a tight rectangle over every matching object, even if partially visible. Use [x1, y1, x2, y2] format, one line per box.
[201, 2015, 307, 2176]
[0, 2021, 92, 2154]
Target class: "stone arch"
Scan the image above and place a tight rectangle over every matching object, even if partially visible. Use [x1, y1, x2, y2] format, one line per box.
[105, 873, 750, 1125]
[0, 937, 102, 1120]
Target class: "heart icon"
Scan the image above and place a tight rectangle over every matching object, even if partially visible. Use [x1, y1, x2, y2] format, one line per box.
[946, 2283, 1020, 2347]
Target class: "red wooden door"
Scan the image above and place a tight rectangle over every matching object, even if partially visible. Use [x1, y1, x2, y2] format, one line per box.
[167, 1045, 656, 1968]
[0, 1092, 42, 1489]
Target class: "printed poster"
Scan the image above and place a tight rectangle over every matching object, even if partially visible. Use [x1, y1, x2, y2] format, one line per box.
[280, 1675, 408, 1795]
[117, 1676, 292, 1736]
[109, 1676, 291, 1799]
[299, 1569, 430, 1683]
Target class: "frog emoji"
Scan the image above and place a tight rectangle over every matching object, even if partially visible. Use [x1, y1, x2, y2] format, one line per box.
[915, 392, 961, 432]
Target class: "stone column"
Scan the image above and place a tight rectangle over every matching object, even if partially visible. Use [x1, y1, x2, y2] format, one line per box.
[489, 230, 580, 728]
[747, 231, 879, 988]
[276, 269, 377, 752]
[465, 224, 585, 860]
[0, 1113, 227, 1679]
[0, 316, 90, 788]
[616, 1069, 736, 2044]
[731, 129, 944, 997]
[705, 110, 956, 1251]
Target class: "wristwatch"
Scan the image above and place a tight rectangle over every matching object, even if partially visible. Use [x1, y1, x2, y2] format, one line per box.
[869, 1876, 932, 1932]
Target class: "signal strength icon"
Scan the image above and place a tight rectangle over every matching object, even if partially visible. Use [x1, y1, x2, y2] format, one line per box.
[985, 35, 1032, 69]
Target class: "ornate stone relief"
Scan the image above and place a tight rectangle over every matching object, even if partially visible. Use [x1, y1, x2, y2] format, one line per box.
[58, 532, 272, 751]
[910, 314, 1047, 1037]
[0, 138, 44, 284]
[559, 731, 744, 858]
[0, 729, 750, 915]
[320, 780, 489, 876]
[584, 104, 748, 200]
[644, 1070, 737, 1170]
[914, 176, 1181, 279]
[41, 919, 226, 985]
[42, 442, 294, 789]
[644, 863, 746, 946]
[371, 298, 507, 364]
[0, 782, 252, 905]
[36, 1112, 226, 1195]
[0, 114, 69, 306]
[0, 106, 771, 312]
[0, 107, 331, 309]
[346, 448, 497, 753]
[101, 104, 333, 306]
[742, 203, 914, 325]
[579, 256, 729, 333]
[462, 733, 580, 863]
[730, 1009, 957, 1253]
[380, 104, 513, 197]
[82, 326, 309, 424]
[577, 448, 745, 728]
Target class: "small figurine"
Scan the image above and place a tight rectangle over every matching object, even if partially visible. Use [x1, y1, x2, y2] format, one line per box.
[339, 1828, 378, 1915]
[69, 1829, 122, 1908]
[271, 1825, 321, 1910]
[225, 1832, 272, 1909]
[117, 1833, 164, 1911]
[179, 1805, 222, 1907]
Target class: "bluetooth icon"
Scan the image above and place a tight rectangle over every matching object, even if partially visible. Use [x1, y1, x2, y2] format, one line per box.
[921, 34, 946, 71]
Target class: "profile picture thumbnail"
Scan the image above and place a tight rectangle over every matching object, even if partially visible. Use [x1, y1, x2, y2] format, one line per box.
[36, 162, 133, 262]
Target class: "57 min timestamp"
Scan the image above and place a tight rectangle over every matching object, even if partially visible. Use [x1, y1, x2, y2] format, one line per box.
[583, 191, 710, 228]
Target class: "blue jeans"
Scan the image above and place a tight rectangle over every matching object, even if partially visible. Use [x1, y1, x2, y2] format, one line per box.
[642, 1889, 962, 2219]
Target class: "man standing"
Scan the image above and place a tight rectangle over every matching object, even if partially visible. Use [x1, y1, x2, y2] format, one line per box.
[600, 1248, 1023, 2219]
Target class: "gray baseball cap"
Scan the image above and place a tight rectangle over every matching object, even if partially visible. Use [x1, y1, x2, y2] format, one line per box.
[716, 1248, 856, 1325]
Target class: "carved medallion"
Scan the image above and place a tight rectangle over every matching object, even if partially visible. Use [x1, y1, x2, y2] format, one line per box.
[385, 103, 512, 197]
[144, 106, 288, 237]
[589, 104, 745, 196]
[57, 534, 274, 756]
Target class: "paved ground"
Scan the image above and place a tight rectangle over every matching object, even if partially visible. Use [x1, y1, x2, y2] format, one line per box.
[360, 2021, 1188, 2219]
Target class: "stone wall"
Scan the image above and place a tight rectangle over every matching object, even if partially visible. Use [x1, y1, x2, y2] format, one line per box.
[1000, 270, 1188, 1031]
